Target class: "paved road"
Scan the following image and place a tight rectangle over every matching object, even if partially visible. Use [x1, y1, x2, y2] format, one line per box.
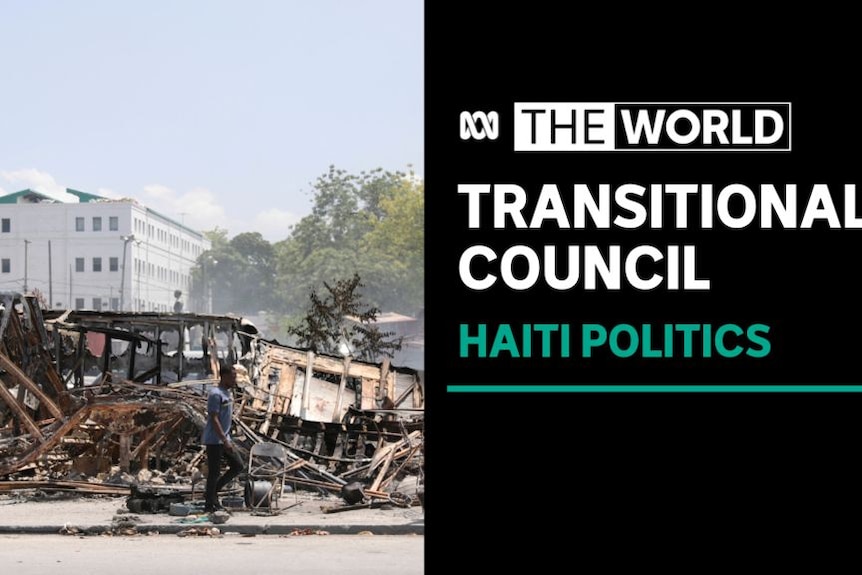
[0, 534, 424, 574]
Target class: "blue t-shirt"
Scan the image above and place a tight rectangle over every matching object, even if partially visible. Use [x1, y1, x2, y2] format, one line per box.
[202, 386, 233, 445]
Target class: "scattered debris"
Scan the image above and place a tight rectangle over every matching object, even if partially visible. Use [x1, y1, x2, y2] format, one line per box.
[177, 526, 221, 537]
[0, 292, 424, 512]
[59, 523, 81, 535]
[287, 528, 329, 536]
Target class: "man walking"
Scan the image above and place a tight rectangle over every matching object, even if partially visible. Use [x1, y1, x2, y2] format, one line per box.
[203, 363, 244, 513]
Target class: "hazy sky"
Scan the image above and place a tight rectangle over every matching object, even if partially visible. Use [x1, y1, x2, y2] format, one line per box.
[0, 1, 423, 241]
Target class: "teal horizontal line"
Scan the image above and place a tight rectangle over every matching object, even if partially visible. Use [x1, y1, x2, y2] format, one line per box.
[447, 385, 862, 393]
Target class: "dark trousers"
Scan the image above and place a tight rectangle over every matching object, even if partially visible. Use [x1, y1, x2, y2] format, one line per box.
[205, 443, 244, 510]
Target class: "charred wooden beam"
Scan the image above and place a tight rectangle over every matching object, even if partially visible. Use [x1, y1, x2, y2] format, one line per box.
[0, 480, 131, 495]
[0, 376, 45, 441]
[0, 352, 65, 420]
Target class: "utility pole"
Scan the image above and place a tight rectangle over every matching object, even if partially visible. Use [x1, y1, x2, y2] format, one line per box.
[23, 239, 30, 292]
[48, 240, 53, 306]
[120, 234, 136, 311]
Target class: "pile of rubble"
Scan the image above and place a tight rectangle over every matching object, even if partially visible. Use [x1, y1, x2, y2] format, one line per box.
[0, 292, 424, 511]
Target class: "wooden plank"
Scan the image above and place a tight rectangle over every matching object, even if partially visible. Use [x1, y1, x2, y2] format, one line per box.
[119, 433, 132, 472]
[0, 375, 44, 441]
[331, 355, 352, 422]
[378, 358, 391, 402]
[300, 350, 314, 419]
[368, 448, 395, 493]
[0, 352, 64, 420]
[0, 480, 131, 495]
[360, 377, 376, 410]
[413, 376, 423, 408]
[276, 365, 296, 415]
[261, 345, 385, 380]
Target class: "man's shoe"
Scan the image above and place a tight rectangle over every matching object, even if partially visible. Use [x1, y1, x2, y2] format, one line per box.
[211, 503, 232, 515]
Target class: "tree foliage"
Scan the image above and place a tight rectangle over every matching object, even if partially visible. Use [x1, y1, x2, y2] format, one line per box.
[287, 273, 402, 362]
[191, 231, 276, 314]
[275, 165, 424, 315]
[191, 165, 423, 330]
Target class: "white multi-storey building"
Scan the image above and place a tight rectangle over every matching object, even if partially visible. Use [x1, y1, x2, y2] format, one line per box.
[0, 188, 211, 312]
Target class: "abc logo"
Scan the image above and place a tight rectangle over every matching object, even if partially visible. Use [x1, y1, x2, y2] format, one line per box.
[460, 111, 499, 140]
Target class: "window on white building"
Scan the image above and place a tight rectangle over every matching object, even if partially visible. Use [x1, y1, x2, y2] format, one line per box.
[110, 257, 119, 272]
[111, 297, 119, 311]
[75, 298, 84, 309]
[93, 257, 102, 272]
[1, 258, 9, 273]
[109, 216, 119, 231]
[75, 217, 85, 232]
[75, 257, 84, 272]
[1, 218, 9, 233]
[92, 298, 102, 311]
[92, 217, 102, 232]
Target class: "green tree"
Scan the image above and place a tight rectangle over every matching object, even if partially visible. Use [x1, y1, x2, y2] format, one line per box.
[287, 273, 402, 362]
[274, 165, 424, 316]
[362, 174, 424, 314]
[228, 232, 276, 312]
[191, 229, 276, 314]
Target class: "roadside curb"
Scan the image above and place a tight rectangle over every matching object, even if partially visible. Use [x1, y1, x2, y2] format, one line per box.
[0, 523, 424, 536]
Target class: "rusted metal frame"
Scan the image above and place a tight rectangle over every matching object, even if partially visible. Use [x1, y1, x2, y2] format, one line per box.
[154, 325, 162, 385]
[128, 339, 137, 380]
[177, 319, 184, 382]
[0, 353, 64, 420]
[61, 347, 86, 387]
[53, 327, 62, 375]
[100, 334, 112, 383]
[0, 376, 44, 441]
[132, 365, 160, 383]
[74, 328, 85, 388]
[52, 323, 153, 383]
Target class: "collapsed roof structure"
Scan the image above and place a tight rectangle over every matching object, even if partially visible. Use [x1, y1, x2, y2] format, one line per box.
[0, 292, 424, 507]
